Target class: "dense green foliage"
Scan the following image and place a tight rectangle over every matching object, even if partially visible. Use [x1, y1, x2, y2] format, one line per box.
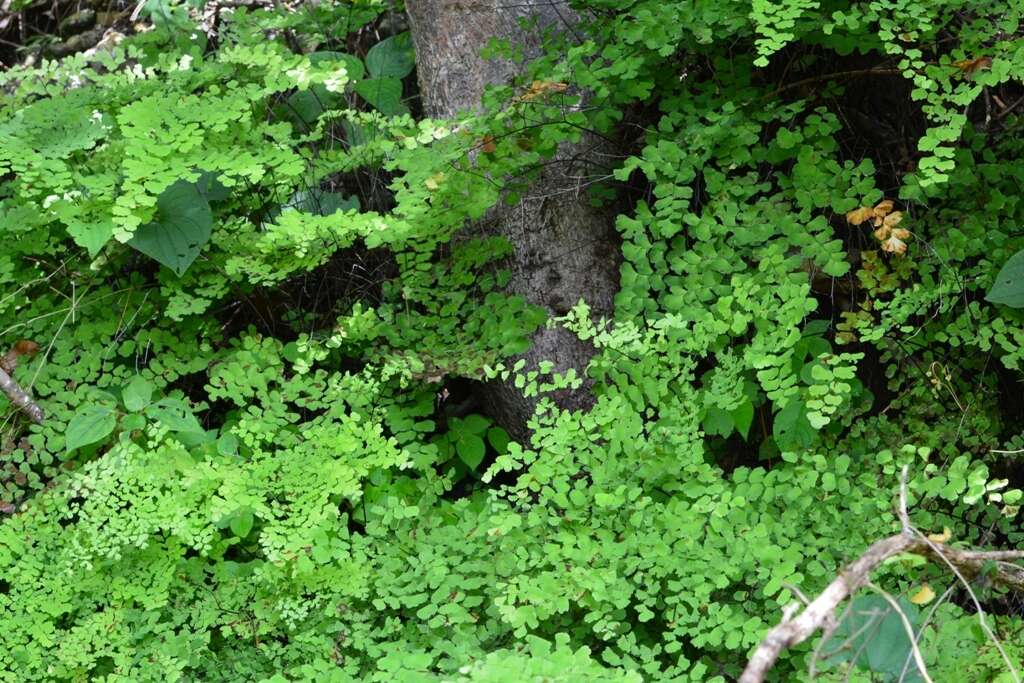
[1, 0, 1023, 680]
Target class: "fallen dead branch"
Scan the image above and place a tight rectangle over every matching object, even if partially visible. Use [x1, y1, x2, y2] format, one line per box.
[739, 466, 1024, 683]
[0, 340, 43, 424]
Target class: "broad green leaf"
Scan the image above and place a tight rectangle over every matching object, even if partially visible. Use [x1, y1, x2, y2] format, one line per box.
[128, 179, 213, 276]
[822, 595, 921, 681]
[365, 32, 415, 79]
[702, 405, 734, 437]
[773, 399, 816, 451]
[354, 77, 405, 115]
[456, 434, 486, 470]
[145, 397, 203, 434]
[730, 399, 755, 440]
[286, 87, 343, 127]
[459, 414, 490, 435]
[122, 376, 154, 412]
[343, 120, 373, 147]
[217, 432, 239, 457]
[487, 426, 510, 454]
[122, 413, 146, 431]
[283, 189, 359, 216]
[196, 171, 231, 202]
[986, 249, 1024, 308]
[230, 510, 254, 539]
[433, 434, 454, 460]
[67, 220, 113, 258]
[66, 405, 117, 453]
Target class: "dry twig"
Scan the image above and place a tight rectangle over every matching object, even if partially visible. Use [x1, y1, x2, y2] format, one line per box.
[0, 340, 43, 425]
[739, 466, 1024, 683]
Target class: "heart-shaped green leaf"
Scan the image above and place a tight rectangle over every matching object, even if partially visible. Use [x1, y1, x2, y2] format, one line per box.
[365, 33, 415, 79]
[66, 405, 117, 453]
[145, 397, 203, 434]
[122, 375, 154, 412]
[230, 510, 254, 539]
[986, 249, 1024, 308]
[773, 399, 816, 451]
[128, 179, 213, 276]
[354, 78, 405, 116]
[456, 434, 486, 470]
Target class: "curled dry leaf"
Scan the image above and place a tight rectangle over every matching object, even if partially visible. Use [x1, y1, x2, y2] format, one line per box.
[847, 200, 899, 227]
[854, 199, 911, 255]
[518, 80, 569, 103]
[1, 340, 40, 373]
[882, 233, 909, 255]
[882, 211, 903, 228]
[952, 56, 992, 78]
[872, 200, 894, 219]
[846, 206, 875, 225]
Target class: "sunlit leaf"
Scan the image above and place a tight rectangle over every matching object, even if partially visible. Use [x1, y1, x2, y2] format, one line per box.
[909, 584, 936, 605]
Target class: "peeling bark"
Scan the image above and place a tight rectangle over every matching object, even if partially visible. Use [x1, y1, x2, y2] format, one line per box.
[405, 0, 620, 438]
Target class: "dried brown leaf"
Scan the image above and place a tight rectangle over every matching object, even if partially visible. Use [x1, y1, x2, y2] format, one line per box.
[953, 56, 992, 77]
[873, 200, 895, 217]
[846, 207, 874, 225]
[882, 235, 908, 255]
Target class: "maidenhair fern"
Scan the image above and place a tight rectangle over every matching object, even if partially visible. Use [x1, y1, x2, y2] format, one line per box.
[0, 0, 1023, 681]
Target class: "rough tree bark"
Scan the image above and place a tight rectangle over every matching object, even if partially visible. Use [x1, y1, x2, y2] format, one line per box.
[405, 0, 620, 439]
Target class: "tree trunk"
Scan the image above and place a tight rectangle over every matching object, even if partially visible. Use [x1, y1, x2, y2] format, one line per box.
[405, 0, 620, 439]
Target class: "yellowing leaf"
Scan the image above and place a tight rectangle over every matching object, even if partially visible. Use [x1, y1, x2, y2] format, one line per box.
[424, 172, 446, 191]
[846, 207, 874, 225]
[882, 235, 908, 255]
[883, 211, 903, 227]
[873, 200, 895, 217]
[909, 584, 936, 605]
[927, 526, 952, 543]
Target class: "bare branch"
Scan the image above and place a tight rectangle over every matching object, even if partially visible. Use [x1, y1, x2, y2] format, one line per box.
[898, 464, 912, 533]
[739, 533, 1024, 683]
[0, 366, 44, 424]
[739, 532, 914, 683]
